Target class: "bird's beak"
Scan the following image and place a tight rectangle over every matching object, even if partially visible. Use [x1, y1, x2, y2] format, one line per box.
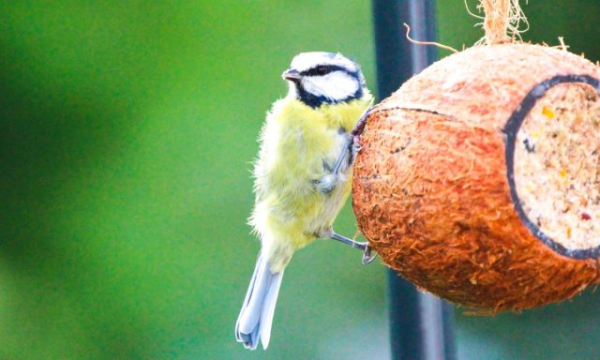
[282, 69, 301, 81]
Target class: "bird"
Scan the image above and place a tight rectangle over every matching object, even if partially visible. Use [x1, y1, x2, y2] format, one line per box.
[235, 52, 374, 350]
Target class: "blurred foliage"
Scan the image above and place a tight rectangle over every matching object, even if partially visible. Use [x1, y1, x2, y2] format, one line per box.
[1, 1, 600, 359]
[0, 1, 384, 359]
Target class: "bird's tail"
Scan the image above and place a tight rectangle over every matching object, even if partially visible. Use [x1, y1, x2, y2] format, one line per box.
[235, 253, 284, 350]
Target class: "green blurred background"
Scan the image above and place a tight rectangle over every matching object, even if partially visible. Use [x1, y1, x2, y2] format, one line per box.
[2, 1, 600, 359]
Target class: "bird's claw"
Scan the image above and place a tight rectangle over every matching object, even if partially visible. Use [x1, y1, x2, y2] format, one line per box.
[348, 135, 362, 166]
[361, 244, 377, 265]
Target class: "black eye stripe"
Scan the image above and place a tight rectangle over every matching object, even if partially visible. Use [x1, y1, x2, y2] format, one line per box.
[300, 65, 352, 77]
[290, 62, 366, 108]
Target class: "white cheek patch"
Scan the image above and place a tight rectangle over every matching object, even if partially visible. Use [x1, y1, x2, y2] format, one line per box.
[301, 72, 359, 102]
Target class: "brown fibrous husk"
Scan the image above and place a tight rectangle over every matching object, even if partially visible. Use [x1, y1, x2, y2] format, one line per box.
[352, 44, 600, 312]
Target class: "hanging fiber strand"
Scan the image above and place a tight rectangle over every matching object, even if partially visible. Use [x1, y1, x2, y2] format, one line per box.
[470, 0, 529, 45]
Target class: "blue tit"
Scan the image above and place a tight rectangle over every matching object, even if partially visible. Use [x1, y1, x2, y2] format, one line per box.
[235, 52, 374, 350]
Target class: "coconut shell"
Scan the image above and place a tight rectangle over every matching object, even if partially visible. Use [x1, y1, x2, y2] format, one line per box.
[352, 44, 600, 311]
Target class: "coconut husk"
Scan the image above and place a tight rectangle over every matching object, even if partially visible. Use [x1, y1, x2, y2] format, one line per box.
[352, 44, 600, 311]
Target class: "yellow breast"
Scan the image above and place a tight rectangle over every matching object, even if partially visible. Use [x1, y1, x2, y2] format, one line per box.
[250, 91, 372, 269]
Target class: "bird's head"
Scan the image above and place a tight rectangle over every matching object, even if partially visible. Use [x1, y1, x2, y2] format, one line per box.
[282, 52, 366, 109]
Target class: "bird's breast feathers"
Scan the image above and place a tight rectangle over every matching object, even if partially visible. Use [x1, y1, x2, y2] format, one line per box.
[256, 93, 372, 192]
[250, 93, 372, 246]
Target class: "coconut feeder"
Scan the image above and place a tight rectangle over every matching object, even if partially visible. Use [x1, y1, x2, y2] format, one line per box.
[354, 0, 600, 311]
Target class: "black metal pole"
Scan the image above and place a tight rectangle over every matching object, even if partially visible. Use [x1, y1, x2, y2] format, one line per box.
[371, 1, 456, 360]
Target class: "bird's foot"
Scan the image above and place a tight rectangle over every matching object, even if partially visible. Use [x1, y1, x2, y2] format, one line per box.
[329, 231, 377, 265]
[330, 107, 373, 176]
[361, 244, 377, 265]
[347, 134, 362, 166]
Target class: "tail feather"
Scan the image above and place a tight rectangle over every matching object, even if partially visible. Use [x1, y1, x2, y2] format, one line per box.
[235, 254, 284, 350]
[256, 268, 283, 348]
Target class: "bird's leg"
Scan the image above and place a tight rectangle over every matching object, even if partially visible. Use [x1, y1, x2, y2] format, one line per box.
[331, 107, 372, 175]
[331, 232, 377, 265]
[316, 227, 377, 265]
[316, 108, 373, 195]
[348, 107, 371, 165]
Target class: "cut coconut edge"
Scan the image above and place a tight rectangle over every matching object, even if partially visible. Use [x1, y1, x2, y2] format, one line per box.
[506, 74, 600, 259]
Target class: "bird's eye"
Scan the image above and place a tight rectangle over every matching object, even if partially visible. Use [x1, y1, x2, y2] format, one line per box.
[314, 66, 329, 76]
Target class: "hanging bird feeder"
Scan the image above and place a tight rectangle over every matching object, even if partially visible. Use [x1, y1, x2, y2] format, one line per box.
[353, 0, 600, 311]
